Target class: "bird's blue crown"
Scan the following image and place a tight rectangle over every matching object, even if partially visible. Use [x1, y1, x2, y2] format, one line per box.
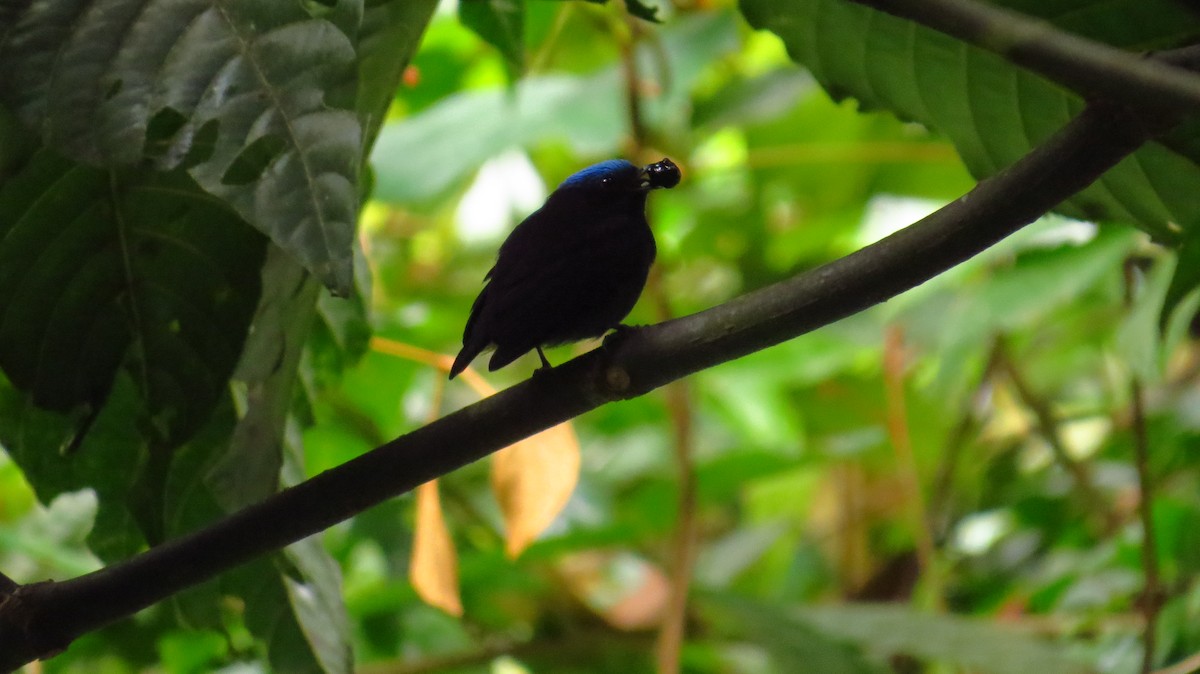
[559, 159, 636, 189]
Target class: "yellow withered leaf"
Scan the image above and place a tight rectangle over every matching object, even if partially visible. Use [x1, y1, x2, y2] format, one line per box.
[492, 421, 581, 559]
[409, 480, 462, 616]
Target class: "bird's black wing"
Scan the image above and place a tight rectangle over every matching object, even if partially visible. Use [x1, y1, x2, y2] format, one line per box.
[449, 200, 567, 378]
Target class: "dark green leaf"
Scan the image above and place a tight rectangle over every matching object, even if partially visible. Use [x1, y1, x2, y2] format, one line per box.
[459, 0, 526, 76]
[1162, 235, 1200, 329]
[0, 149, 265, 445]
[622, 0, 661, 23]
[575, 0, 661, 23]
[1116, 252, 1173, 382]
[0, 0, 363, 293]
[205, 249, 320, 511]
[0, 374, 149, 561]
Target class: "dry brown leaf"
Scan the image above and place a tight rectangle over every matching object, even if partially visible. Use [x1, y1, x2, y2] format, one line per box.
[493, 421, 580, 558]
[409, 480, 462, 616]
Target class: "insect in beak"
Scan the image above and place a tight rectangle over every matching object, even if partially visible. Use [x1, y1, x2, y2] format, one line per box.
[643, 157, 682, 190]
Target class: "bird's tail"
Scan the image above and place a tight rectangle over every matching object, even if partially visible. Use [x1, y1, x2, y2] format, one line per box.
[449, 286, 490, 379]
[448, 340, 484, 379]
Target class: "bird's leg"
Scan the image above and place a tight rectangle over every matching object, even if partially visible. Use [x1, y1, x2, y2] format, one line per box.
[536, 347, 552, 370]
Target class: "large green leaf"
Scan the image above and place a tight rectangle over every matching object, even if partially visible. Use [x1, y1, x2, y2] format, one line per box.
[459, 0, 526, 76]
[0, 146, 265, 445]
[0, 0, 363, 293]
[739, 0, 1200, 243]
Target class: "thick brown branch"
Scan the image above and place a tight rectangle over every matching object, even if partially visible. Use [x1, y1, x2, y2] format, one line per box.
[0, 98, 1176, 672]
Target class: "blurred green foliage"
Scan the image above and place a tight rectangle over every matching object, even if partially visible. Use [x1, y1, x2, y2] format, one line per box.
[3, 0, 1200, 672]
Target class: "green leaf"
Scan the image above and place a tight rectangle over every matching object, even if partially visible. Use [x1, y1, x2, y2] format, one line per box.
[1116, 254, 1174, 383]
[1162, 235, 1200, 329]
[357, 0, 439, 150]
[205, 249, 320, 512]
[459, 0, 526, 76]
[574, 0, 661, 23]
[794, 603, 1095, 674]
[739, 0, 1200, 242]
[0, 374, 150, 561]
[0, 490, 102, 579]
[697, 593, 888, 674]
[622, 0, 661, 23]
[0, 149, 265, 446]
[0, 0, 364, 294]
[582, 0, 661, 23]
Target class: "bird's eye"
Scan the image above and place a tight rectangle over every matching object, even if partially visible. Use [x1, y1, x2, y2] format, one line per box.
[601, 177, 611, 184]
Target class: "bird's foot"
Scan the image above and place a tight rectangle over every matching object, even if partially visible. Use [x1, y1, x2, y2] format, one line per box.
[530, 347, 555, 381]
[604, 324, 643, 349]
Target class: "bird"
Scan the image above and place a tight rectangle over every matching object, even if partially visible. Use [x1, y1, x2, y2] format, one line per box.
[449, 157, 681, 379]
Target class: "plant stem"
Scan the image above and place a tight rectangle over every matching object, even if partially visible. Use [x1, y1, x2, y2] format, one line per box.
[1132, 375, 1159, 674]
[1125, 260, 1161, 674]
[882, 326, 942, 606]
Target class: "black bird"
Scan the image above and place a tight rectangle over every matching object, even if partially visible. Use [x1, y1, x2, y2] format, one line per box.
[449, 157, 681, 379]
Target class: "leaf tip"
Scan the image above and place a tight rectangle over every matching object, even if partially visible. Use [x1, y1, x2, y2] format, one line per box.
[322, 256, 356, 298]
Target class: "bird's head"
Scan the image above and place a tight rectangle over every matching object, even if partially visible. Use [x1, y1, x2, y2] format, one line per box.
[558, 158, 682, 194]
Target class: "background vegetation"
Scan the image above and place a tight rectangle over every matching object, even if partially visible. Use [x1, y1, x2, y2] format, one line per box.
[2, 0, 1200, 672]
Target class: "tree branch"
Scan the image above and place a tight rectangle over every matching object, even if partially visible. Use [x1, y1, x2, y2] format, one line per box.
[0, 97, 1178, 672]
[845, 0, 1200, 115]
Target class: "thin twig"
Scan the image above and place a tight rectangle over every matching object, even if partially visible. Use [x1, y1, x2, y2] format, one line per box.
[1132, 375, 1160, 674]
[527, 2, 573, 74]
[882, 326, 942, 606]
[1125, 260, 1162, 674]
